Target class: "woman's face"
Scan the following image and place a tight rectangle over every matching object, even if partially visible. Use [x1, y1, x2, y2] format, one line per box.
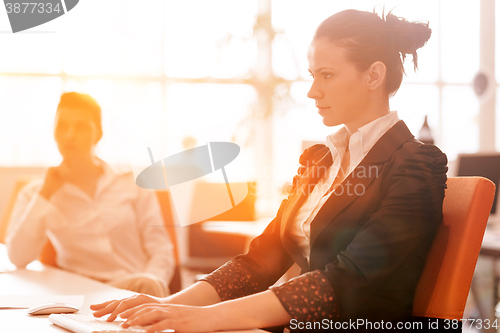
[54, 107, 100, 161]
[307, 38, 372, 132]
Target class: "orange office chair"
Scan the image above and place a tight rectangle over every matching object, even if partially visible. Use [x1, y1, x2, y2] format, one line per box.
[412, 176, 496, 319]
[0, 177, 36, 244]
[155, 190, 182, 294]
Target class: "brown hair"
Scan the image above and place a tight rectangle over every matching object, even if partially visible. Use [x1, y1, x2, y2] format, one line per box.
[57, 92, 102, 140]
[313, 9, 431, 96]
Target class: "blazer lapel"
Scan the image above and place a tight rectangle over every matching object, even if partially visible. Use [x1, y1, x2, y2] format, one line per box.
[280, 149, 332, 269]
[309, 120, 415, 246]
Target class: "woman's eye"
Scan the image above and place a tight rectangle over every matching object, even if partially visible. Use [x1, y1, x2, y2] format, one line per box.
[75, 123, 92, 132]
[309, 73, 314, 78]
[322, 73, 333, 79]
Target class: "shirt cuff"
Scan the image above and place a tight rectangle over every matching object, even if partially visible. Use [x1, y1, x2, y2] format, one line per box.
[200, 260, 261, 301]
[270, 270, 340, 322]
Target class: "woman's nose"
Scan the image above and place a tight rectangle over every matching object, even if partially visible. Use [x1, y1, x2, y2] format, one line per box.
[307, 80, 323, 100]
[63, 126, 77, 140]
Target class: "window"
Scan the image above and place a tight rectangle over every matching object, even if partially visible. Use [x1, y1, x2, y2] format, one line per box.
[0, 0, 489, 213]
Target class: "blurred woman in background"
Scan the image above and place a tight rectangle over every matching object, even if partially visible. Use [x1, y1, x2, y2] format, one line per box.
[6, 92, 175, 297]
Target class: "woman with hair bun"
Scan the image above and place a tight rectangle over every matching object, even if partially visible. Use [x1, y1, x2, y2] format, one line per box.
[92, 9, 447, 332]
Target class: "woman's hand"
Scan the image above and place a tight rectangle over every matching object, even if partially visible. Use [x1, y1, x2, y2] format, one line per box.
[39, 165, 70, 199]
[91, 294, 163, 322]
[92, 290, 290, 332]
[91, 281, 222, 324]
[120, 304, 220, 333]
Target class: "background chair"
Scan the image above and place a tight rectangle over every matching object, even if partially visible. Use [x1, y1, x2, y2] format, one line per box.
[412, 176, 495, 320]
[0, 177, 181, 293]
[456, 153, 500, 222]
[155, 190, 182, 294]
[0, 176, 35, 244]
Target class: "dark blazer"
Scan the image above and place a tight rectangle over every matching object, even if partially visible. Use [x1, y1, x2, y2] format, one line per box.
[204, 120, 448, 324]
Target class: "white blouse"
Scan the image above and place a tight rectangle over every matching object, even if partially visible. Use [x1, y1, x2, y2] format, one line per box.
[6, 162, 175, 286]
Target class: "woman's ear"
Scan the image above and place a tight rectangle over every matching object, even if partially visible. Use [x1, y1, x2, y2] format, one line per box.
[366, 61, 386, 91]
[94, 129, 103, 145]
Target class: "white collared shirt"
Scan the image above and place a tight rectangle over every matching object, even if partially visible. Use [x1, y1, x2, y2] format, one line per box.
[288, 111, 400, 260]
[6, 162, 175, 286]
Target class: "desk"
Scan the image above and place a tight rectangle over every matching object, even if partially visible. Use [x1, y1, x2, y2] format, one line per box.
[479, 228, 500, 311]
[0, 242, 136, 333]
[0, 244, 264, 333]
[473, 228, 500, 332]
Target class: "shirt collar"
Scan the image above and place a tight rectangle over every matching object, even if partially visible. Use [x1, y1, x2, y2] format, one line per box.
[54, 159, 124, 201]
[353, 111, 400, 155]
[325, 111, 400, 158]
[326, 126, 349, 159]
[95, 159, 126, 196]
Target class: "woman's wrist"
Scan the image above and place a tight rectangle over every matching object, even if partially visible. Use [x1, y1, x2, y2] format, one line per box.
[206, 290, 291, 331]
[205, 304, 230, 332]
[159, 294, 174, 304]
[160, 281, 221, 306]
[39, 185, 54, 200]
[208, 301, 253, 331]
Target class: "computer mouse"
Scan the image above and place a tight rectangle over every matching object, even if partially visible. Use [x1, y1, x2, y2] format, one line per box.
[27, 302, 79, 315]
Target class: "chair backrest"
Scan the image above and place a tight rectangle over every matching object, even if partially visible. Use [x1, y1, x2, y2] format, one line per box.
[0, 176, 35, 243]
[412, 176, 495, 319]
[155, 190, 182, 294]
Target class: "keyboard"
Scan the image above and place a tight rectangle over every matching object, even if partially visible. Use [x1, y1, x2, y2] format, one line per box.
[48, 313, 174, 333]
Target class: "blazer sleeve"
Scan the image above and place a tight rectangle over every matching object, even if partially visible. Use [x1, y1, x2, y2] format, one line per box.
[270, 144, 448, 322]
[202, 199, 295, 300]
[202, 144, 330, 300]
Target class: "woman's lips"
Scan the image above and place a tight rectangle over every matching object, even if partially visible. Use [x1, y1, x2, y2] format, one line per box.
[317, 106, 330, 114]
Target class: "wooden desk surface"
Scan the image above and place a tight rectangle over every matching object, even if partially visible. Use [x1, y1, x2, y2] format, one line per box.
[0, 244, 264, 333]
[0, 243, 136, 332]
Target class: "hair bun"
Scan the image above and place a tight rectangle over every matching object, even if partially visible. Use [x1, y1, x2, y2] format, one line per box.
[313, 9, 432, 95]
[385, 12, 431, 70]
